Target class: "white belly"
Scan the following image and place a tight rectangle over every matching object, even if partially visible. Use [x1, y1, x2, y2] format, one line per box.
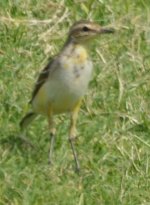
[52, 62, 92, 113]
[32, 45, 93, 115]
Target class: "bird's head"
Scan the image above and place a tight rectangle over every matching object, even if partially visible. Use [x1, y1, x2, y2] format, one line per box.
[68, 20, 115, 44]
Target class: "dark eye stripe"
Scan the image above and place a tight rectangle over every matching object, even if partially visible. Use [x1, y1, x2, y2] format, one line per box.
[82, 26, 89, 32]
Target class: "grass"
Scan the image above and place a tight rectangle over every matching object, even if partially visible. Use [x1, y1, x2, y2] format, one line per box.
[0, 0, 150, 204]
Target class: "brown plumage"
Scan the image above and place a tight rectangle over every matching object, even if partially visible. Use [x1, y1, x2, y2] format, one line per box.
[30, 60, 54, 103]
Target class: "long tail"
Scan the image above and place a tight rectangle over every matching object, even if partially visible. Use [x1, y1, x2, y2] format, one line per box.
[20, 112, 37, 130]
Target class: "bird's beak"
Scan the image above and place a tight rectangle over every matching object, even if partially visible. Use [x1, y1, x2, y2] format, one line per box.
[99, 27, 115, 34]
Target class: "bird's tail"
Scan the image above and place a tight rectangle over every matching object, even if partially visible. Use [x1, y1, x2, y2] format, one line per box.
[20, 112, 37, 130]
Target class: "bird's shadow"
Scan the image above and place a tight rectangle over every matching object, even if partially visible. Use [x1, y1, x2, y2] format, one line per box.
[0, 131, 51, 164]
[0, 134, 22, 146]
[0, 133, 38, 153]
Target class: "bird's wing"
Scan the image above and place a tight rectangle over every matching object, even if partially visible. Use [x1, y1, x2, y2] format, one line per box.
[30, 59, 54, 103]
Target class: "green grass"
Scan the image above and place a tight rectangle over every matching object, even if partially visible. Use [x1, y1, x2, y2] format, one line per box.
[0, 0, 150, 204]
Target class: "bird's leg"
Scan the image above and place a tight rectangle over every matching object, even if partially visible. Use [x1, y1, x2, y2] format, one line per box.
[48, 116, 56, 165]
[69, 100, 82, 173]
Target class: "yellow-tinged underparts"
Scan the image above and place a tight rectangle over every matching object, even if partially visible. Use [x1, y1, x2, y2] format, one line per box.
[74, 45, 88, 64]
[20, 20, 114, 172]
[69, 99, 82, 138]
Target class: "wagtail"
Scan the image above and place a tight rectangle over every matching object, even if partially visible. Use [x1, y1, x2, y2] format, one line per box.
[20, 20, 114, 172]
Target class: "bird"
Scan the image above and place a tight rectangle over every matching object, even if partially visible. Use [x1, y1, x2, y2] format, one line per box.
[20, 20, 114, 172]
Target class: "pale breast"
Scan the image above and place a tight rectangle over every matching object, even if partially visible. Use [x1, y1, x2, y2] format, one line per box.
[53, 45, 93, 99]
[32, 44, 93, 115]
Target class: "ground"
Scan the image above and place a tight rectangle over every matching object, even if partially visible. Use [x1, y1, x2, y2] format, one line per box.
[0, 0, 150, 204]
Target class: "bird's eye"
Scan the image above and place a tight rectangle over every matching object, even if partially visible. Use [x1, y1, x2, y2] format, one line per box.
[82, 26, 89, 32]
